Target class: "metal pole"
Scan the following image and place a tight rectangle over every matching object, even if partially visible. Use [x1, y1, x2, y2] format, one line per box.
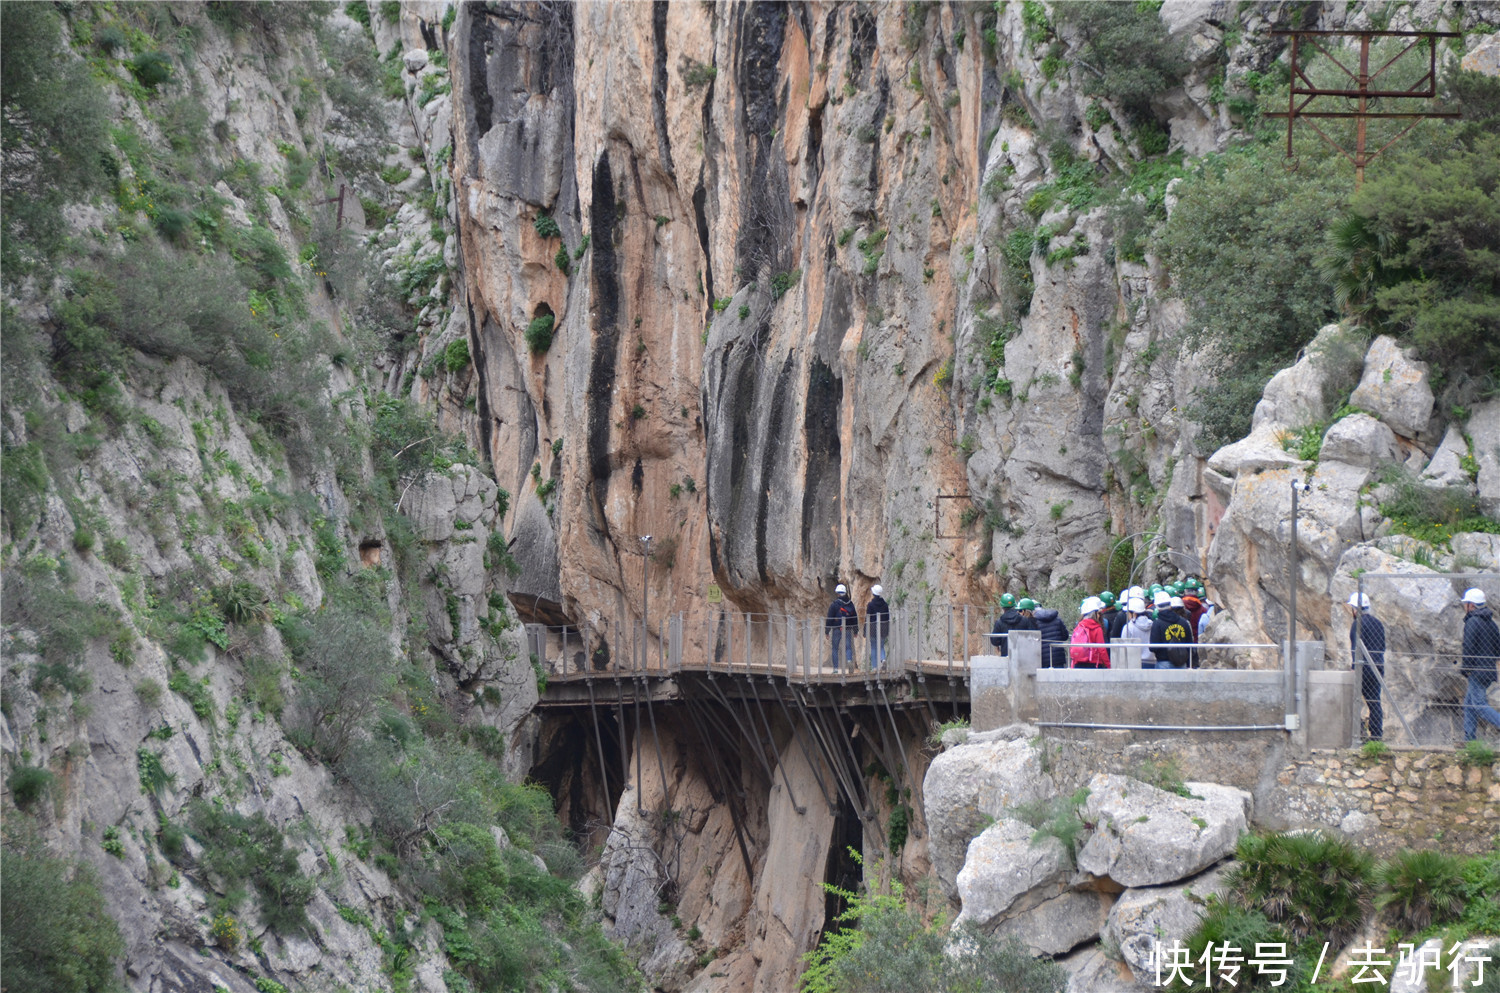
[640, 535, 652, 671]
[1287, 481, 1302, 728]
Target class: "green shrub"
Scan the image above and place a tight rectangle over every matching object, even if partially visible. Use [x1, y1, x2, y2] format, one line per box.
[1177, 897, 1290, 991]
[1, 839, 125, 992]
[0, 3, 111, 275]
[213, 580, 270, 624]
[1052, 1, 1187, 126]
[136, 748, 173, 797]
[801, 872, 1066, 993]
[525, 314, 556, 354]
[167, 672, 215, 724]
[444, 337, 471, 373]
[3, 557, 121, 696]
[1458, 738, 1498, 768]
[187, 801, 315, 934]
[533, 214, 561, 238]
[1225, 831, 1372, 947]
[1375, 849, 1467, 931]
[10, 766, 54, 810]
[378, 0, 401, 23]
[1330, 131, 1500, 403]
[1378, 466, 1500, 546]
[345, 1, 370, 27]
[290, 605, 401, 763]
[770, 269, 801, 299]
[1008, 786, 1091, 868]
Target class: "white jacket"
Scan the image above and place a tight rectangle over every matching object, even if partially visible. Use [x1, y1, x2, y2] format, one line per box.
[1124, 614, 1155, 664]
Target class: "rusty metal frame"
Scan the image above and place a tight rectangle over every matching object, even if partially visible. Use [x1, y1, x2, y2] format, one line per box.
[934, 492, 975, 539]
[1266, 29, 1461, 187]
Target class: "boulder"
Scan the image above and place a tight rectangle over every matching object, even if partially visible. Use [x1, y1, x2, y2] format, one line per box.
[1249, 325, 1349, 434]
[953, 818, 1069, 931]
[1462, 32, 1500, 75]
[1076, 775, 1250, 888]
[1321, 414, 1400, 471]
[1059, 944, 1153, 993]
[1420, 425, 1477, 490]
[923, 727, 1055, 899]
[991, 888, 1117, 957]
[1103, 864, 1231, 984]
[1349, 336, 1434, 439]
[1469, 399, 1500, 515]
[402, 49, 429, 73]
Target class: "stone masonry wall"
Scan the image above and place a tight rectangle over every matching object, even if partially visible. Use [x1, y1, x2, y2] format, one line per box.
[1041, 734, 1498, 857]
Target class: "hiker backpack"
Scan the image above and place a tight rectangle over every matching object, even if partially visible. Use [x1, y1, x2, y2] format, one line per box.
[1160, 619, 1192, 667]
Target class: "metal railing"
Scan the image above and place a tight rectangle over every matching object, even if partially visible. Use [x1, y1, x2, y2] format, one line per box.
[524, 601, 1298, 685]
[524, 601, 1015, 683]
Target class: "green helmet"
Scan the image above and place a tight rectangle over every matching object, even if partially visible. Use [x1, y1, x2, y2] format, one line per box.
[1000, 593, 1017, 608]
[1185, 576, 1199, 589]
[1169, 582, 1183, 595]
[1017, 598, 1037, 611]
[1098, 591, 1116, 607]
[1149, 584, 1163, 595]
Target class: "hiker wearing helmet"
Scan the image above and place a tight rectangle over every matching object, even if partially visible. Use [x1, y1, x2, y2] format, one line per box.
[1123, 597, 1156, 667]
[989, 593, 1035, 656]
[1345, 592, 1386, 741]
[1032, 599, 1070, 669]
[1151, 592, 1193, 669]
[825, 583, 857, 671]
[1458, 588, 1500, 742]
[865, 584, 891, 670]
[1070, 597, 1110, 668]
[1096, 592, 1122, 642]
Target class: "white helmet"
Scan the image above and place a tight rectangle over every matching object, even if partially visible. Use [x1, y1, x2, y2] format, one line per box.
[1348, 592, 1371, 609]
[1127, 597, 1147, 613]
[1081, 596, 1102, 615]
[1462, 588, 1487, 605]
[835, 583, 847, 594]
[1128, 585, 1145, 601]
[871, 584, 883, 597]
[1170, 596, 1185, 608]
[1154, 592, 1172, 608]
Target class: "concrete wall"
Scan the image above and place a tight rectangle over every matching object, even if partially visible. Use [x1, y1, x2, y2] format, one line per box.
[968, 637, 1357, 755]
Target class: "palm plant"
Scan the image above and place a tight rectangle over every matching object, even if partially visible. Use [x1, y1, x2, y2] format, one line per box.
[1227, 831, 1372, 947]
[1375, 849, 1467, 931]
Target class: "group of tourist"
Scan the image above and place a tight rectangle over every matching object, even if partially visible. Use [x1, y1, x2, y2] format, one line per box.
[823, 577, 1500, 747]
[986, 579, 1217, 670]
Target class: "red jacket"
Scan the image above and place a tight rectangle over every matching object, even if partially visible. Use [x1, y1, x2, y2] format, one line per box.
[1070, 617, 1110, 667]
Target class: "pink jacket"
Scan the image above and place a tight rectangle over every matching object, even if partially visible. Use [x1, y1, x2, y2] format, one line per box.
[1070, 617, 1110, 668]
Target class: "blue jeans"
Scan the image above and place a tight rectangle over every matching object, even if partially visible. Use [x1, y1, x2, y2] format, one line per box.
[830, 630, 853, 669]
[869, 631, 886, 669]
[1463, 676, 1500, 741]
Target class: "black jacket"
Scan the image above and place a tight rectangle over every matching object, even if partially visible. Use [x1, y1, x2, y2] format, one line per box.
[826, 595, 858, 634]
[1349, 612, 1386, 668]
[1106, 607, 1130, 641]
[988, 608, 1034, 655]
[1150, 609, 1194, 664]
[1034, 608, 1070, 669]
[865, 595, 890, 638]
[1462, 605, 1500, 685]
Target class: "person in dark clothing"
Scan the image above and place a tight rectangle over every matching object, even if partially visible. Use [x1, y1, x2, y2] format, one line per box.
[1106, 595, 1131, 640]
[1150, 594, 1194, 669]
[1459, 588, 1500, 742]
[1346, 592, 1387, 741]
[1033, 604, 1070, 670]
[989, 593, 1033, 656]
[1096, 592, 1120, 645]
[826, 584, 858, 671]
[865, 584, 891, 670]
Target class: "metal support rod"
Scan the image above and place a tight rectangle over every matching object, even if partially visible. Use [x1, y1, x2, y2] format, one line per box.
[679, 695, 756, 880]
[632, 681, 644, 815]
[877, 681, 922, 838]
[772, 678, 837, 813]
[748, 676, 805, 814]
[612, 676, 630, 796]
[817, 688, 886, 854]
[643, 677, 672, 814]
[794, 686, 865, 811]
[701, 675, 779, 785]
[586, 677, 615, 821]
[1287, 481, 1302, 724]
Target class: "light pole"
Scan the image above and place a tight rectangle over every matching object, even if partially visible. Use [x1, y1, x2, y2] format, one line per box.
[1286, 479, 1310, 729]
[640, 535, 652, 670]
